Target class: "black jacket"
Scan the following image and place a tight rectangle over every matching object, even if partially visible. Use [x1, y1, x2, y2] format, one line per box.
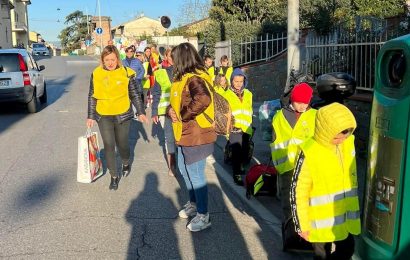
[87, 69, 145, 123]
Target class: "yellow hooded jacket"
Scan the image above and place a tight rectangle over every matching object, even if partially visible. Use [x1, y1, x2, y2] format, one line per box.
[290, 102, 361, 243]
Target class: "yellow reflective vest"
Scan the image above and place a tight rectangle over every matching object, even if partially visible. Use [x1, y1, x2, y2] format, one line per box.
[219, 66, 233, 85]
[154, 69, 171, 115]
[142, 62, 150, 89]
[270, 108, 316, 174]
[170, 70, 214, 142]
[224, 89, 253, 135]
[207, 66, 216, 81]
[92, 66, 134, 115]
[292, 135, 361, 242]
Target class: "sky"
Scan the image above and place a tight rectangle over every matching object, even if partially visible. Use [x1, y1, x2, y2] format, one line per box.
[28, 0, 190, 42]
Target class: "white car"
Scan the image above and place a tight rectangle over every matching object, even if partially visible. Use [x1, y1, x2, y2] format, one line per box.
[31, 43, 50, 56]
[0, 49, 47, 113]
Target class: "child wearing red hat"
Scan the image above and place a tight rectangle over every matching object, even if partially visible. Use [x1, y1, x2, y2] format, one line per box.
[270, 82, 317, 224]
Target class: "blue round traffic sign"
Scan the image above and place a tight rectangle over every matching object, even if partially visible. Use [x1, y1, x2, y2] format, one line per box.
[96, 27, 103, 34]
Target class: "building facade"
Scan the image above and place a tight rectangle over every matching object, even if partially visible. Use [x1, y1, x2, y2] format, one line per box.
[10, 0, 31, 48]
[111, 14, 166, 39]
[0, 0, 14, 49]
[89, 16, 111, 52]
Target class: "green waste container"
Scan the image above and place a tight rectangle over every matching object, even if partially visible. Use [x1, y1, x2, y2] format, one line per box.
[356, 35, 410, 259]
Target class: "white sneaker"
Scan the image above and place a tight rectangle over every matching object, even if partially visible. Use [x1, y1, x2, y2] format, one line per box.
[178, 201, 197, 219]
[187, 213, 211, 232]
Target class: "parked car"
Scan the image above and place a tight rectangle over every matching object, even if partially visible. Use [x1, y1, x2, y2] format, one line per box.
[0, 49, 47, 113]
[31, 43, 50, 56]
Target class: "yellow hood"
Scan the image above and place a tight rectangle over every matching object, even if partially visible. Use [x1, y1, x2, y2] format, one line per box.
[314, 102, 357, 147]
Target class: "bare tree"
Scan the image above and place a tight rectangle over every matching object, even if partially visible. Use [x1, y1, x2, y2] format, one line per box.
[177, 0, 211, 26]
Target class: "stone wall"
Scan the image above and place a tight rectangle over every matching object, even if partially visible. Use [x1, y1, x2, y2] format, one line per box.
[240, 53, 288, 102]
[239, 54, 373, 159]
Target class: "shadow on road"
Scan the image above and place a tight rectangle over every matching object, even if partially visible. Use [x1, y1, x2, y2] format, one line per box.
[150, 121, 168, 166]
[0, 75, 74, 134]
[125, 172, 180, 260]
[129, 119, 149, 166]
[45, 75, 75, 106]
[11, 175, 61, 216]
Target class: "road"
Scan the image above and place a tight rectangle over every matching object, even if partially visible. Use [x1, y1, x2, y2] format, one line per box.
[0, 56, 306, 259]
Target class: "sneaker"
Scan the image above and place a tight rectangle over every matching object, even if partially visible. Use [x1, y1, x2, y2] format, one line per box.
[178, 201, 197, 219]
[122, 164, 131, 177]
[187, 213, 211, 232]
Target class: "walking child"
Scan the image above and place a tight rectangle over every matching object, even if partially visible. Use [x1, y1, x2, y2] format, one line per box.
[290, 102, 360, 259]
[270, 83, 316, 222]
[204, 55, 216, 81]
[151, 49, 176, 177]
[224, 68, 253, 185]
[217, 55, 233, 86]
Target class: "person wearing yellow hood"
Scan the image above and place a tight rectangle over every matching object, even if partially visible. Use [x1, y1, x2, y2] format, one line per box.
[87, 45, 148, 191]
[167, 42, 216, 232]
[290, 102, 361, 259]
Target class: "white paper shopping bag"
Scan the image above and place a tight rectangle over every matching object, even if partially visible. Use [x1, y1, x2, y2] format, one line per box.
[77, 130, 103, 183]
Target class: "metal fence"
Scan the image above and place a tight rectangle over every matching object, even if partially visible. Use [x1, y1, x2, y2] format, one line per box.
[235, 33, 287, 66]
[305, 30, 399, 91]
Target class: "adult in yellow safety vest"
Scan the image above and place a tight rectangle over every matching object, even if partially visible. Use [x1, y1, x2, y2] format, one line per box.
[224, 68, 253, 185]
[271, 82, 316, 222]
[167, 43, 216, 232]
[151, 62, 176, 177]
[86, 45, 148, 191]
[290, 102, 360, 259]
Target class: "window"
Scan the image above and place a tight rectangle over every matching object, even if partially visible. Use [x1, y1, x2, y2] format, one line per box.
[0, 54, 21, 72]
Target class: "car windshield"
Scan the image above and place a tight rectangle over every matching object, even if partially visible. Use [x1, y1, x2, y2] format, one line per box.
[0, 54, 20, 72]
[33, 44, 45, 48]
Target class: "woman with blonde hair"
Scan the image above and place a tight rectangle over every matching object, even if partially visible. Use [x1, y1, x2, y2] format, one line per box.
[87, 45, 148, 190]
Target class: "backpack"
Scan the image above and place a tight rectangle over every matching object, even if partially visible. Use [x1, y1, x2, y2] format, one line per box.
[245, 161, 277, 199]
[204, 83, 234, 136]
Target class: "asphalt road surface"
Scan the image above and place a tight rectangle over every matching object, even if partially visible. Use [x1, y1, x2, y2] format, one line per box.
[0, 56, 307, 260]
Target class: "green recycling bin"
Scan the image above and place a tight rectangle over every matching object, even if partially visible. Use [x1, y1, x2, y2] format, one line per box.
[356, 35, 410, 259]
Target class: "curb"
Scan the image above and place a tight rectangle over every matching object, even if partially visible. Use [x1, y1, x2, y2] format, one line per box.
[206, 155, 282, 237]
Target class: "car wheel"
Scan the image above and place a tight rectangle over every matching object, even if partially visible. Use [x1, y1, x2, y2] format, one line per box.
[27, 91, 40, 113]
[40, 83, 47, 104]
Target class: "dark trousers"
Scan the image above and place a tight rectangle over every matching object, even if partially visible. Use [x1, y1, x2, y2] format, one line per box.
[143, 88, 150, 106]
[312, 234, 355, 260]
[229, 132, 251, 178]
[278, 171, 293, 222]
[97, 116, 131, 177]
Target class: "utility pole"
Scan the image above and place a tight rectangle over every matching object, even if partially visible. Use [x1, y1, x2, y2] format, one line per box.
[287, 0, 300, 77]
[97, 0, 103, 50]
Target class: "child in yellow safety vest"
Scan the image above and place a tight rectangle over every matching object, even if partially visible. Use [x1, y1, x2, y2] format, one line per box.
[204, 55, 216, 81]
[217, 55, 233, 86]
[224, 68, 253, 185]
[213, 74, 228, 96]
[270, 83, 316, 222]
[290, 102, 360, 259]
[151, 50, 176, 176]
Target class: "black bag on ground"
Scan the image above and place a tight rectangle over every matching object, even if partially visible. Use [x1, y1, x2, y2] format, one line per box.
[282, 217, 313, 252]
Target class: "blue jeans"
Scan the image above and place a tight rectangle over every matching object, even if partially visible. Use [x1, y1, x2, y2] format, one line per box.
[177, 146, 208, 214]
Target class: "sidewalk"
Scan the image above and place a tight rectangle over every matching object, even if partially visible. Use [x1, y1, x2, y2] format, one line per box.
[207, 101, 368, 257]
[207, 102, 283, 236]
